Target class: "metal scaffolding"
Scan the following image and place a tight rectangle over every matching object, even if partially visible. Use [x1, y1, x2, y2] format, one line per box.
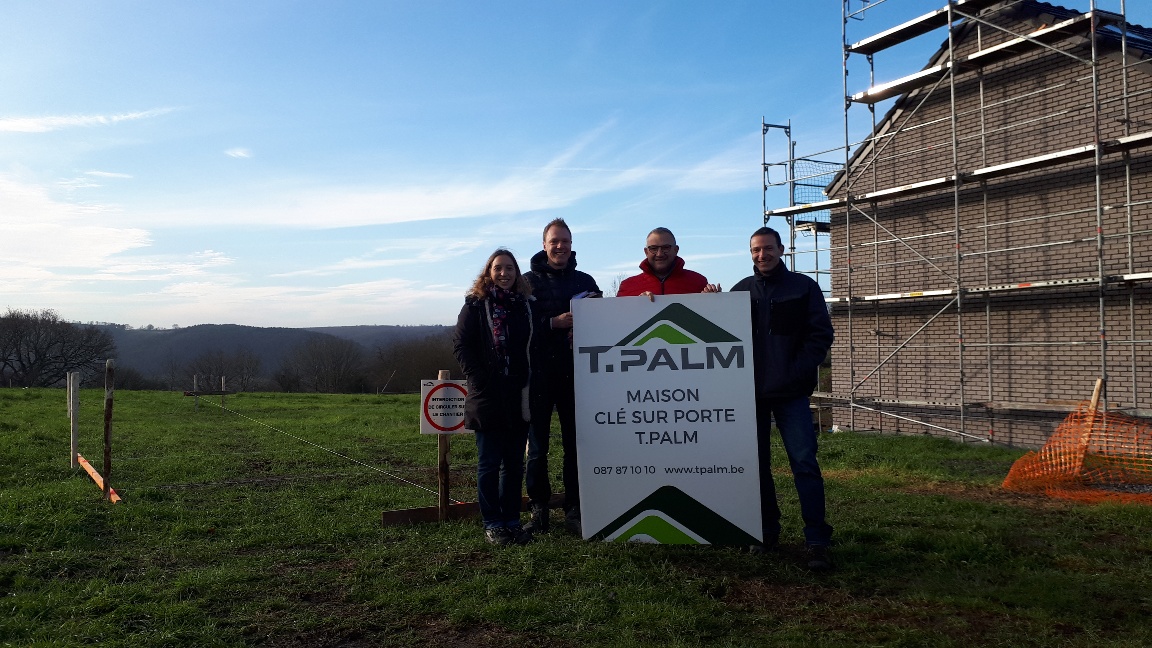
[763, 0, 1152, 445]
[762, 120, 840, 297]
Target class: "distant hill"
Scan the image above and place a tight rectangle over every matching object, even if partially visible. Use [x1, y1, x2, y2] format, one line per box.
[99, 323, 449, 378]
[305, 325, 448, 350]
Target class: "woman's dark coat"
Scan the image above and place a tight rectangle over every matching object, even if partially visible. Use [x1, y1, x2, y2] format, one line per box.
[452, 292, 538, 431]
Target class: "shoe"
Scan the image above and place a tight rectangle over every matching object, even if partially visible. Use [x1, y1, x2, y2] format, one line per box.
[484, 527, 513, 546]
[748, 536, 778, 555]
[564, 508, 582, 536]
[805, 544, 834, 571]
[508, 526, 534, 546]
[523, 502, 549, 533]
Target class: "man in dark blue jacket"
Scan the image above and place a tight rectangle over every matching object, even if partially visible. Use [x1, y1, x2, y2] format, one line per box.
[524, 218, 601, 534]
[728, 226, 835, 569]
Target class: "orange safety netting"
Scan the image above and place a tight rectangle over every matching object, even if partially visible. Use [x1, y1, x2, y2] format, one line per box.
[1002, 404, 1152, 505]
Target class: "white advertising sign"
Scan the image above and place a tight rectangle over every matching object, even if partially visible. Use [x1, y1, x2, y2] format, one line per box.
[419, 379, 473, 435]
[572, 292, 761, 544]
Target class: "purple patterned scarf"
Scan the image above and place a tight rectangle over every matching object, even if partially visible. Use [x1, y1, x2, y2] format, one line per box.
[487, 285, 518, 372]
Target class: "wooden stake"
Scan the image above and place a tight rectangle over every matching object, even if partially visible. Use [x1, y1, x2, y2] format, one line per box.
[102, 360, 115, 501]
[77, 454, 122, 503]
[437, 370, 452, 522]
[381, 495, 562, 527]
[68, 372, 80, 469]
[1088, 378, 1104, 414]
[383, 501, 480, 526]
[1074, 378, 1106, 477]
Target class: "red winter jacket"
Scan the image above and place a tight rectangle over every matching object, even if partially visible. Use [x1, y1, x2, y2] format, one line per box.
[617, 257, 708, 296]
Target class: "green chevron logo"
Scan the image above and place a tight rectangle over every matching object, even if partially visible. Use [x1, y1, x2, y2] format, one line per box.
[617, 303, 740, 346]
[590, 485, 759, 545]
[578, 303, 745, 374]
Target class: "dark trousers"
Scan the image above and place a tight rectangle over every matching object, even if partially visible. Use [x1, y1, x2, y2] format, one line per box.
[475, 413, 530, 529]
[526, 370, 579, 512]
[756, 395, 833, 546]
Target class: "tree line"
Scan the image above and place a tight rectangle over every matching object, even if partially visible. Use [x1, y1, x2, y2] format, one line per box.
[121, 330, 461, 393]
[0, 309, 116, 387]
[2, 308, 462, 393]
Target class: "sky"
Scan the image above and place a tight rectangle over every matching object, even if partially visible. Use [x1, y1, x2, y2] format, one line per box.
[3, 1, 1147, 329]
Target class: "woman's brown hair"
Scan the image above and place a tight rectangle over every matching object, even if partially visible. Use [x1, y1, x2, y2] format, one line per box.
[466, 248, 532, 299]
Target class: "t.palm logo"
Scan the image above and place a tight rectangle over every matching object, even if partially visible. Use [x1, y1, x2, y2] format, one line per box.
[616, 303, 740, 346]
[578, 303, 745, 374]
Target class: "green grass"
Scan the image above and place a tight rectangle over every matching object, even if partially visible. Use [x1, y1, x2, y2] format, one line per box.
[2, 388, 1151, 647]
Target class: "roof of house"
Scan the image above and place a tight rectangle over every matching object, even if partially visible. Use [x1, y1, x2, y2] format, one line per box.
[824, 0, 1152, 198]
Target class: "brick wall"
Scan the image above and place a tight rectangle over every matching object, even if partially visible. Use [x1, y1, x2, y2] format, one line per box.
[826, 6, 1152, 449]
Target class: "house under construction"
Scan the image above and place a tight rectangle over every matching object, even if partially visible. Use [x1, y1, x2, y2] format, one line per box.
[765, 0, 1151, 448]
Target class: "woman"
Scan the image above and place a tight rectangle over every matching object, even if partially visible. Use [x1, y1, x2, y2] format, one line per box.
[452, 249, 538, 546]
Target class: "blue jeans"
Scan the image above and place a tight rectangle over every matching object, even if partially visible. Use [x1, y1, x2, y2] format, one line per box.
[475, 417, 530, 529]
[756, 396, 833, 546]
[526, 370, 579, 512]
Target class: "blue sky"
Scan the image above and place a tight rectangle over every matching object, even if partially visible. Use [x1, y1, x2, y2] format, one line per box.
[2, 1, 1146, 328]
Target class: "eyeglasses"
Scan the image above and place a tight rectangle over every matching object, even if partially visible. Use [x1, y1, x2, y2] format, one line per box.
[646, 244, 674, 254]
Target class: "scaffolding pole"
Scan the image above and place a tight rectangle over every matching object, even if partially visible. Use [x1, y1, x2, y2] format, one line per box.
[761, 0, 1149, 445]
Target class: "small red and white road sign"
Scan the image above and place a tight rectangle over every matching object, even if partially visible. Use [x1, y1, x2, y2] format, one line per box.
[420, 380, 473, 435]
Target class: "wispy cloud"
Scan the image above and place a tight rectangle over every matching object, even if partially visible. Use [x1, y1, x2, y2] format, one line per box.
[147, 132, 707, 230]
[272, 239, 485, 278]
[1, 174, 111, 220]
[272, 256, 412, 278]
[150, 173, 595, 229]
[0, 174, 150, 268]
[56, 178, 103, 190]
[671, 136, 761, 192]
[57, 170, 134, 191]
[143, 278, 465, 328]
[15, 119, 756, 238]
[0, 220, 152, 268]
[0, 108, 173, 133]
[94, 250, 235, 281]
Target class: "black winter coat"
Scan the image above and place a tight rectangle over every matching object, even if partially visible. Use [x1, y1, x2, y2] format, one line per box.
[731, 264, 833, 400]
[524, 250, 600, 374]
[452, 293, 538, 432]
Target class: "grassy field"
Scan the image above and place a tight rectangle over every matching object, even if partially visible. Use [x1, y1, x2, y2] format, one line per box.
[2, 388, 1151, 647]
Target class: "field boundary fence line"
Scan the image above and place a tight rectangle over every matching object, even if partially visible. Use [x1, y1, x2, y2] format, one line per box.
[200, 396, 462, 504]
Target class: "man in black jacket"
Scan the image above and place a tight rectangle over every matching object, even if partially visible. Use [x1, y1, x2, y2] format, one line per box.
[523, 218, 601, 534]
[729, 226, 835, 569]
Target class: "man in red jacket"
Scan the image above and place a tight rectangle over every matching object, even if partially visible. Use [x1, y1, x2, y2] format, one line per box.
[617, 227, 711, 297]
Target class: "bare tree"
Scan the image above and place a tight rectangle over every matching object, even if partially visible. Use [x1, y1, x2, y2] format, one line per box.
[605, 273, 629, 298]
[370, 331, 460, 393]
[278, 334, 366, 393]
[160, 352, 186, 390]
[231, 348, 263, 391]
[0, 309, 116, 387]
[272, 364, 303, 392]
[116, 366, 164, 390]
[185, 347, 264, 392]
